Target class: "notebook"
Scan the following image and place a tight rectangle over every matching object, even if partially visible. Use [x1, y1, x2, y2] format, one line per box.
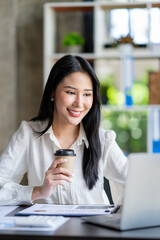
[82, 153, 160, 231]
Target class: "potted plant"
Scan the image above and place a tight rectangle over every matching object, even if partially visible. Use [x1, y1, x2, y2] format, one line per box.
[62, 32, 85, 53]
[115, 34, 136, 56]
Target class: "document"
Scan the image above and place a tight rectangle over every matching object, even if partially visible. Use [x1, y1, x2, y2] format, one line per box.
[16, 203, 119, 217]
[0, 216, 68, 231]
[0, 206, 69, 231]
[0, 206, 18, 217]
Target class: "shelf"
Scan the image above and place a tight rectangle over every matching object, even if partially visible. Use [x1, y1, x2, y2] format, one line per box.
[45, 2, 95, 11]
[102, 104, 160, 112]
[43, 1, 160, 153]
[47, 52, 160, 60]
[45, 1, 160, 10]
[48, 53, 96, 61]
[99, 1, 160, 10]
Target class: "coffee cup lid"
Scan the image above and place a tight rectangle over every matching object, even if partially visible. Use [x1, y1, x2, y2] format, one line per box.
[54, 149, 76, 156]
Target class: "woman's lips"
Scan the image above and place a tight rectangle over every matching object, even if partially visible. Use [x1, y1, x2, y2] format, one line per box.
[67, 109, 82, 117]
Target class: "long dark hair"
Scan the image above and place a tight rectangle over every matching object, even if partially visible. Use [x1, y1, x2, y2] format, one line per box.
[32, 55, 101, 189]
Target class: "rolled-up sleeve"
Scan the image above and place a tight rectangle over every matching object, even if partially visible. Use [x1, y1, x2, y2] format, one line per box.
[0, 121, 33, 205]
[102, 130, 128, 204]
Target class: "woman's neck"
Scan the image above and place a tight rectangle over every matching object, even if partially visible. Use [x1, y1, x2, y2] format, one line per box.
[52, 122, 80, 149]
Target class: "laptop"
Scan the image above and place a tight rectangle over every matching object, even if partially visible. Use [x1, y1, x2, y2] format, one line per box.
[82, 153, 160, 231]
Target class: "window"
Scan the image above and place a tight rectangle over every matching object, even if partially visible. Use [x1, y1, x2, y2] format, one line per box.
[110, 8, 160, 45]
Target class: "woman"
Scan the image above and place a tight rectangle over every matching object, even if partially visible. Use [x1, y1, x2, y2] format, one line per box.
[0, 55, 128, 205]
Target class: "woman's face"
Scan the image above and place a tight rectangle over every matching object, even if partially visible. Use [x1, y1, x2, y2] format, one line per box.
[53, 72, 93, 127]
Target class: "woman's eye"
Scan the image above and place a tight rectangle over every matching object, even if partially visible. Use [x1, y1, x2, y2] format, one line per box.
[84, 93, 92, 97]
[66, 91, 75, 95]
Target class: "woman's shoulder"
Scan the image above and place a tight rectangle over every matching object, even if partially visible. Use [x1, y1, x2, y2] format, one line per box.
[99, 127, 116, 142]
[18, 120, 48, 135]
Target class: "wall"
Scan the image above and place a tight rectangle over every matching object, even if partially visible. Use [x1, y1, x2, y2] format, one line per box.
[0, 0, 17, 154]
[0, 0, 80, 154]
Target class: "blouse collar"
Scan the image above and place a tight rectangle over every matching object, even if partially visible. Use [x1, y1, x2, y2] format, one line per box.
[44, 122, 89, 149]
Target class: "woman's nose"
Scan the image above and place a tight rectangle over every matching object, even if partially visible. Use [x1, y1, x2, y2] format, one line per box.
[73, 94, 83, 107]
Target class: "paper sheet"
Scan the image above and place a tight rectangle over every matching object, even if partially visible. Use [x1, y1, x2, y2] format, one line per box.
[0, 206, 69, 231]
[0, 206, 18, 217]
[0, 216, 69, 231]
[17, 203, 118, 216]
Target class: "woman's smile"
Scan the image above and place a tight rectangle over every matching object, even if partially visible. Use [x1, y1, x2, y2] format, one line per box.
[67, 108, 83, 117]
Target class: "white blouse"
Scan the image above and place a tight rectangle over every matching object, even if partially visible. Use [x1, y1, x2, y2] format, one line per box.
[0, 120, 128, 205]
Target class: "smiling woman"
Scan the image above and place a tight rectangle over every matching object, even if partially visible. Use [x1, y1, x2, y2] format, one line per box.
[52, 72, 93, 133]
[0, 55, 128, 206]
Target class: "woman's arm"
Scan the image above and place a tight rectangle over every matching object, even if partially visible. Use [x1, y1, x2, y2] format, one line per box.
[102, 130, 128, 204]
[0, 121, 74, 205]
[0, 121, 33, 205]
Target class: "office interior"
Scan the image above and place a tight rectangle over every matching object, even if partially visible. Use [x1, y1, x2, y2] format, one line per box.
[0, 0, 160, 157]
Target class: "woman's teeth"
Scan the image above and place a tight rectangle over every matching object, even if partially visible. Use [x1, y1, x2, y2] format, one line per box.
[69, 110, 81, 115]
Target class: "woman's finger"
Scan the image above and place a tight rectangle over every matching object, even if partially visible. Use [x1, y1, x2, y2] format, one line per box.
[45, 169, 72, 183]
[53, 167, 73, 177]
[49, 158, 67, 169]
[50, 173, 72, 183]
[46, 166, 72, 178]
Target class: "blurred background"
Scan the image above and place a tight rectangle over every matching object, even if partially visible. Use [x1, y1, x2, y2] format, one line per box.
[0, 0, 61, 154]
[0, 0, 160, 155]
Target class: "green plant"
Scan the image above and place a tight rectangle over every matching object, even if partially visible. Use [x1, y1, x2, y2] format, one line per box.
[101, 109, 147, 154]
[62, 32, 85, 46]
[100, 74, 114, 104]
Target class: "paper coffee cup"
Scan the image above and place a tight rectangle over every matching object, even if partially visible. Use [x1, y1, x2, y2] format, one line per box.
[54, 149, 76, 174]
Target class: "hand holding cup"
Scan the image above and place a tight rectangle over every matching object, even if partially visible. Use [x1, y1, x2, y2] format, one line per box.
[54, 149, 76, 174]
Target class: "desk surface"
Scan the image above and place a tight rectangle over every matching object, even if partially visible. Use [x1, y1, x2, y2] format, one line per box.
[1, 206, 160, 240]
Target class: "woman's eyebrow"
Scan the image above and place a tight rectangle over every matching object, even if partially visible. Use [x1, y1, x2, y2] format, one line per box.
[64, 86, 76, 90]
[64, 86, 93, 91]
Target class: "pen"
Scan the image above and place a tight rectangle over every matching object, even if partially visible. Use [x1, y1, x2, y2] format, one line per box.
[110, 205, 120, 214]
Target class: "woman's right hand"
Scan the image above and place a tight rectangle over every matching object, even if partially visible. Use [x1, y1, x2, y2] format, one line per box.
[31, 158, 73, 201]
